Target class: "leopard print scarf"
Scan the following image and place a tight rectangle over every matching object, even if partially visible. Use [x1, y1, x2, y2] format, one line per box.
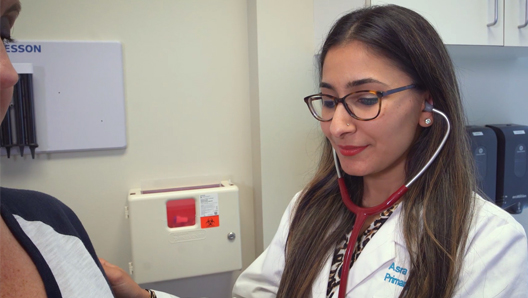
[326, 204, 399, 297]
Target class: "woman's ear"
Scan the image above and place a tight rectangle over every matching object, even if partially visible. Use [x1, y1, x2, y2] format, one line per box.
[419, 91, 434, 128]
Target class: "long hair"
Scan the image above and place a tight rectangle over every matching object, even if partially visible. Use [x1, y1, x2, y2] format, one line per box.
[277, 5, 476, 298]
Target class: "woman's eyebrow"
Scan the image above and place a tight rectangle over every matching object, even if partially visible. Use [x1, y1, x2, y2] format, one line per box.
[345, 78, 386, 89]
[319, 82, 334, 90]
[319, 78, 386, 90]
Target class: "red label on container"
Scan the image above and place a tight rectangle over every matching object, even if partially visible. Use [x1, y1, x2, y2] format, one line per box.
[200, 215, 220, 228]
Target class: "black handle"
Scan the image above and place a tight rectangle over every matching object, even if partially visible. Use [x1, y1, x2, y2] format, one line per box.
[20, 74, 38, 158]
[13, 77, 26, 157]
[0, 105, 14, 158]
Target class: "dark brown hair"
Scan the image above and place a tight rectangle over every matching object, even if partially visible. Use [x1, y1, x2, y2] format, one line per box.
[277, 5, 475, 298]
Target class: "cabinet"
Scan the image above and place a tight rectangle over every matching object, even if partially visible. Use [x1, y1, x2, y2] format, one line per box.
[370, 0, 528, 46]
[505, 0, 528, 46]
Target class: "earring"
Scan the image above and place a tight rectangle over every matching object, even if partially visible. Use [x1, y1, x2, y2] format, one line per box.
[346, 123, 350, 126]
[425, 118, 431, 125]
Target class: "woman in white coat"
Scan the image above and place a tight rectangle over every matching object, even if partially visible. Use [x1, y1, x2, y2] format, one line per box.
[233, 5, 528, 298]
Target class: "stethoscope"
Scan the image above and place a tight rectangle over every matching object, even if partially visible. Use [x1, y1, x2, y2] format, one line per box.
[336, 102, 451, 298]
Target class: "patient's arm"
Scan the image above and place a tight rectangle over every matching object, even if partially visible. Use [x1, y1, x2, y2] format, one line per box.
[99, 258, 150, 298]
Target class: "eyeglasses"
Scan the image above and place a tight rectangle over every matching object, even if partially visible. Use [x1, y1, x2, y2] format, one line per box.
[304, 84, 416, 121]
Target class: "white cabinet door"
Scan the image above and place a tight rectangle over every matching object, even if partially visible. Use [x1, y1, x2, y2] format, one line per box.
[505, 0, 528, 46]
[370, 0, 504, 45]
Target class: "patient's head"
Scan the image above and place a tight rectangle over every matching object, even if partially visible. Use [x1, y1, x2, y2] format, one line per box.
[0, 0, 21, 119]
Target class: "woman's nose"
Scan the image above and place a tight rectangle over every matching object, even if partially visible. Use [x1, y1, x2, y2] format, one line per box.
[329, 103, 356, 137]
[0, 43, 19, 90]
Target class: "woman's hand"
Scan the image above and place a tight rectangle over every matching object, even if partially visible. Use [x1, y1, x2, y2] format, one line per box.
[99, 258, 150, 298]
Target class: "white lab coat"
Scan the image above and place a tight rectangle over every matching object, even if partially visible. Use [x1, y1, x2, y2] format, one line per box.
[233, 193, 528, 297]
[154, 291, 179, 298]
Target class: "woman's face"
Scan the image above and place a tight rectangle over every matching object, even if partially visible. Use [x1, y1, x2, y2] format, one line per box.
[0, 0, 21, 119]
[320, 41, 432, 182]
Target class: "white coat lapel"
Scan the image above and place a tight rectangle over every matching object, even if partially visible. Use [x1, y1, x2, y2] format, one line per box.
[346, 204, 404, 294]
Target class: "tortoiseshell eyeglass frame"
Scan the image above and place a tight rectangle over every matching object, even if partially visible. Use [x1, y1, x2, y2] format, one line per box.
[304, 84, 416, 121]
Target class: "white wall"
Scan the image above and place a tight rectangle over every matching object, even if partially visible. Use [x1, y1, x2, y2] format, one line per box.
[1, 1, 255, 297]
[248, 0, 323, 252]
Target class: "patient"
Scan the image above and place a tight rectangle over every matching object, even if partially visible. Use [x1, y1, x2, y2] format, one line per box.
[0, 1, 113, 297]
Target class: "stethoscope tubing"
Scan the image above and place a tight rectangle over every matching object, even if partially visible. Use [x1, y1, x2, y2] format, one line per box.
[336, 107, 450, 298]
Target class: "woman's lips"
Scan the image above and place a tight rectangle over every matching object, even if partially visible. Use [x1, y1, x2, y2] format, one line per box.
[338, 145, 368, 156]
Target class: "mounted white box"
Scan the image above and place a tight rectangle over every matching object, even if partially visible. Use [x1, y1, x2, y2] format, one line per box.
[3, 41, 126, 155]
[127, 181, 242, 284]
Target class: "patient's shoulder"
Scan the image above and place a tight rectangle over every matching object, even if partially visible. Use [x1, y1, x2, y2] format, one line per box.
[1, 187, 83, 232]
[0, 187, 98, 258]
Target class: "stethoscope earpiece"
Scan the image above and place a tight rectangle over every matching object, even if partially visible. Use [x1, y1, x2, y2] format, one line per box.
[424, 101, 434, 112]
